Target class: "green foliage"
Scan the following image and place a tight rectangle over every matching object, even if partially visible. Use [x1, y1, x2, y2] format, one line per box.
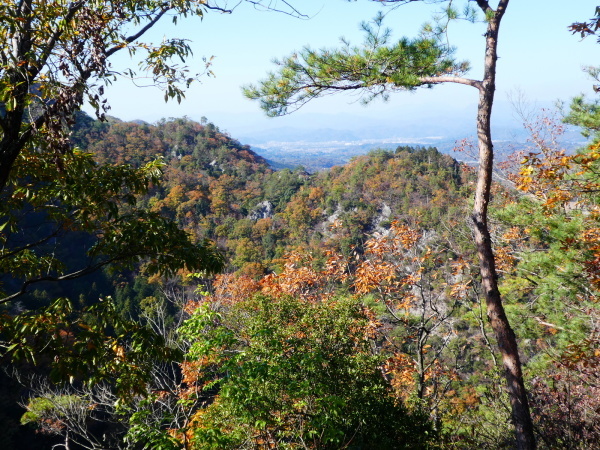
[124, 397, 181, 450]
[0, 145, 223, 303]
[496, 200, 590, 312]
[438, 369, 514, 448]
[13, 114, 482, 446]
[1, 296, 178, 398]
[0, 0, 222, 194]
[563, 94, 600, 139]
[493, 107, 600, 362]
[490, 104, 600, 446]
[21, 395, 84, 426]
[244, 13, 468, 116]
[181, 295, 434, 449]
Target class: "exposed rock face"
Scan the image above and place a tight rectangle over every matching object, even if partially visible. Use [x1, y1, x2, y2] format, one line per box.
[373, 203, 392, 233]
[325, 204, 343, 225]
[249, 200, 274, 220]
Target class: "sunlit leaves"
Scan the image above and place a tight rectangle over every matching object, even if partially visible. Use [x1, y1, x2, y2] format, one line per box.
[179, 295, 434, 449]
[0, 0, 220, 193]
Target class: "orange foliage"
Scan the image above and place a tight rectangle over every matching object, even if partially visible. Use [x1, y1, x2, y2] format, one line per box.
[184, 273, 261, 315]
[384, 352, 417, 401]
[514, 136, 600, 212]
[513, 136, 600, 293]
[582, 225, 600, 291]
[260, 250, 348, 302]
[351, 222, 457, 312]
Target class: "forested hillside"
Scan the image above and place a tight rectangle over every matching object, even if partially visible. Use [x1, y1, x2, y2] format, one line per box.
[4, 107, 600, 448]
[71, 114, 473, 279]
[1, 1, 599, 449]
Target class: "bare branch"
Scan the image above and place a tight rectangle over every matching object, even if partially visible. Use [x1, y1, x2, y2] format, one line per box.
[106, 5, 170, 58]
[244, 0, 307, 18]
[474, 0, 492, 14]
[0, 226, 63, 261]
[419, 75, 481, 89]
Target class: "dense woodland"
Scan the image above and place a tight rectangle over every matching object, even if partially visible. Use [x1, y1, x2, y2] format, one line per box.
[2, 106, 600, 448]
[1, 0, 600, 449]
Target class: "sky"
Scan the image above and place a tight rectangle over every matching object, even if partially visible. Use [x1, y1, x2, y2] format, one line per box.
[93, 0, 599, 141]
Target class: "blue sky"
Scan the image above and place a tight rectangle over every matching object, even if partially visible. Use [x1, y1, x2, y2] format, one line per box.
[96, 0, 599, 139]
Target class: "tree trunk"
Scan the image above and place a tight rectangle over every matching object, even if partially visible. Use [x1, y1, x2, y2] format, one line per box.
[0, 0, 33, 195]
[0, 97, 31, 194]
[0, 133, 25, 194]
[472, 1, 536, 448]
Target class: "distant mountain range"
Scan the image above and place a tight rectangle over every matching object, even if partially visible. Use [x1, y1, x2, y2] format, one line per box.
[242, 128, 587, 172]
[210, 104, 588, 171]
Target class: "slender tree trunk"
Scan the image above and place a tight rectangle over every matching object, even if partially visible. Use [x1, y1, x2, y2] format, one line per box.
[472, 1, 535, 448]
[0, 95, 30, 193]
[0, 0, 33, 195]
[0, 132, 25, 194]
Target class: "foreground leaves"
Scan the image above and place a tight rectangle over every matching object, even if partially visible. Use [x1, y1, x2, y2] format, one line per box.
[0, 147, 223, 303]
[179, 295, 434, 449]
[1, 297, 177, 399]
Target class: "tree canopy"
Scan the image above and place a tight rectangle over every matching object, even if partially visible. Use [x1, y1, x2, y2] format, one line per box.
[0, 0, 302, 194]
